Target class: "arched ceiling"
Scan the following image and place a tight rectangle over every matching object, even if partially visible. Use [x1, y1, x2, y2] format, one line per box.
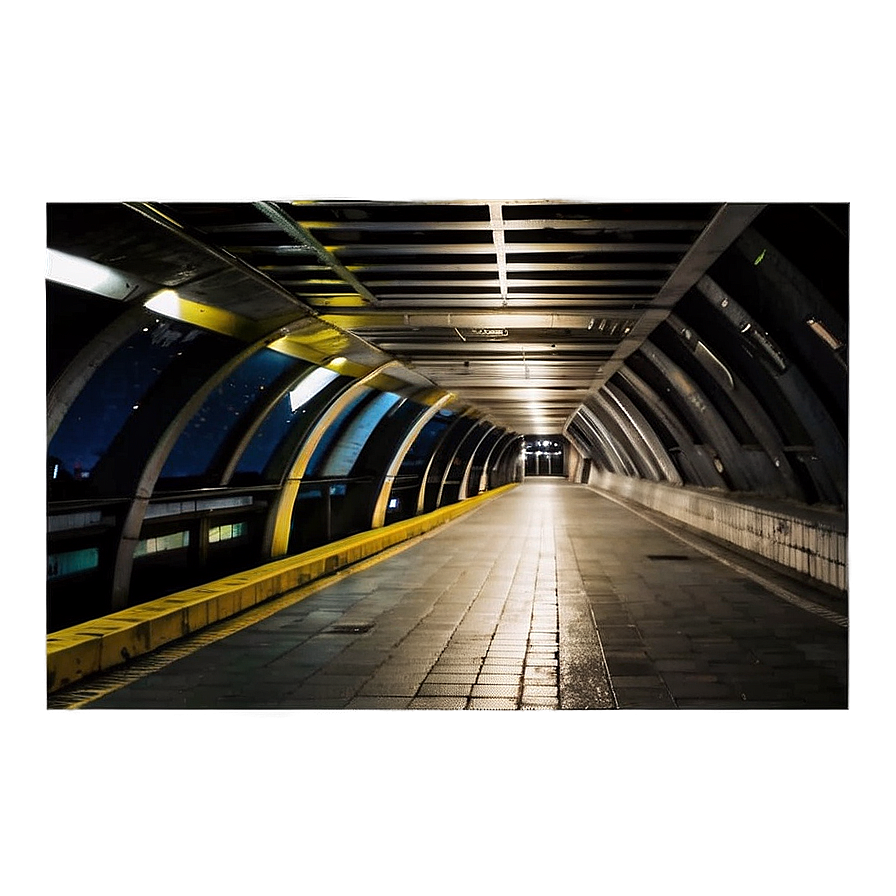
[48, 200, 764, 435]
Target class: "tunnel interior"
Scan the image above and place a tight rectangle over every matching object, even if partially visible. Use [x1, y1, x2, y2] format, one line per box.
[46, 201, 847, 633]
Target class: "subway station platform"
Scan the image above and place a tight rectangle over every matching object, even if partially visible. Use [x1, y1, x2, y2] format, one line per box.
[60, 480, 848, 710]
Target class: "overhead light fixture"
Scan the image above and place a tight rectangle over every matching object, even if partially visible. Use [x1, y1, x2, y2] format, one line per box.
[46, 249, 140, 300]
[144, 289, 185, 318]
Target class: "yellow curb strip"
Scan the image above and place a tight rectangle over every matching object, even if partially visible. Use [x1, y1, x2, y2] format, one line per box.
[47, 484, 517, 693]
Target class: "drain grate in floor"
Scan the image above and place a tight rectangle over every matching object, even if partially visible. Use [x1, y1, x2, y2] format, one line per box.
[327, 623, 375, 634]
[646, 554, 692, 561]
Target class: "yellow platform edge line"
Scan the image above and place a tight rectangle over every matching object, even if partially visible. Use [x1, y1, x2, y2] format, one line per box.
[47, 484, 518, 693]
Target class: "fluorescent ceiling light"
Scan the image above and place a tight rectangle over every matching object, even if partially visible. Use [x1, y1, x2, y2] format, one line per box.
[46, 249, 140, 300]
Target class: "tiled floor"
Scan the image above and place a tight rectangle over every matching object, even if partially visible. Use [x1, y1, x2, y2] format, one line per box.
[81, 480, 848, 709]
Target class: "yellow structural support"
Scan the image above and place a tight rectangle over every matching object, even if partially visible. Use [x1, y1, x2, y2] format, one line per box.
[47, 483, 518, 693]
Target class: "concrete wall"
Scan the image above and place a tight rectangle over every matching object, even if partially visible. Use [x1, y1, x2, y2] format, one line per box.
[588, 469, 847, 592]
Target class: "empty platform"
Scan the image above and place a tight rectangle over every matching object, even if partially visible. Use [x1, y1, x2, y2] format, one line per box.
[64, 480, 848, 709]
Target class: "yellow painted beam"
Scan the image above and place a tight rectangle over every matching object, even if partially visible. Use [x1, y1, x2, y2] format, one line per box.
[47, 483, 518, 693]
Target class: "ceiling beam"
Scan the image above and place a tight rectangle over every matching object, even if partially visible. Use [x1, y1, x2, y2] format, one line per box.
[580, 203, 766, 397]
[253, 201, 381, 307]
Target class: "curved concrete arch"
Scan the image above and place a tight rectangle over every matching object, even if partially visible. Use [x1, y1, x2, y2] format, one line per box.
[459, 425, 501, 500]
[264, 362, 401, 559]
[437, 421, 495, 507]
[217, 363, 328, 486]
[602, 382, 683, 485]
[697, 275, 845, 504]
[615, 366, 722, 489]
[415, 414, 479, 514]
[476, 430, 516, 495]
[637, 341, 762, 492]
[108, 319, 350, 607]
[488, 433, 524, 488]
[371, 393, 454, 528]
[576, 404, 636, 476]
[590, 392, 663, 482]
[665, 311, 803, 500]
[47, 303, 154, 442]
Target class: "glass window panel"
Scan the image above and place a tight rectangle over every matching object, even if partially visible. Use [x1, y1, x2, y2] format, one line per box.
[48, 316, 217, 483]
[160, 349, 306, 480]
[316, 391, 401, 478]
[303, 388, 373, 476]
[397, 410, 455, 474]
[288, 367, 339, 412]
[234, 372, 353, 479]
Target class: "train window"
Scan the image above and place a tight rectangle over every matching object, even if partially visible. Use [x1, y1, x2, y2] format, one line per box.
[134, 530, 190, 557]
[47, 547, 99, 580]
[208, 522, 246, 543]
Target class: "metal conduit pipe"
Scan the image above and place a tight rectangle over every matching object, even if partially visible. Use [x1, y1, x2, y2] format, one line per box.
[666, 312, 803, 500]
[602, 382, 683, 485]
[638, 341, 759, 492]
[697, 275, 845, 504]
[589, 392, 663, 482]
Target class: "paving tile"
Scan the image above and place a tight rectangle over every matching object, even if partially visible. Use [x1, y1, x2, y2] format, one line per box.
[424, 672, 479, 684]
[357, 679, 426, 697]
[522, 685, 558, 698]
[77, 481, 847, 712]
[417, 682, 473, 697]
[408, 697, 469, 710]
[476, 674, 522, 686]
[468, 698, 519, 710]
[471, 683, 520, 698]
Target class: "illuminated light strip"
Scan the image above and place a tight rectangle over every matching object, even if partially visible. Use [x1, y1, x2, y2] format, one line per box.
[143, 290, 364, 375]
[144, 289, 267, 342]
[47, 248, 144, 300]
[488, 202, 510, 306]
[589, 486, 848, 628]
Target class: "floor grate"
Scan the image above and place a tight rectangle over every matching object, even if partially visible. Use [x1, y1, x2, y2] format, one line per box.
[646, 554, 692, 561]
[327, 623, 375, 634]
